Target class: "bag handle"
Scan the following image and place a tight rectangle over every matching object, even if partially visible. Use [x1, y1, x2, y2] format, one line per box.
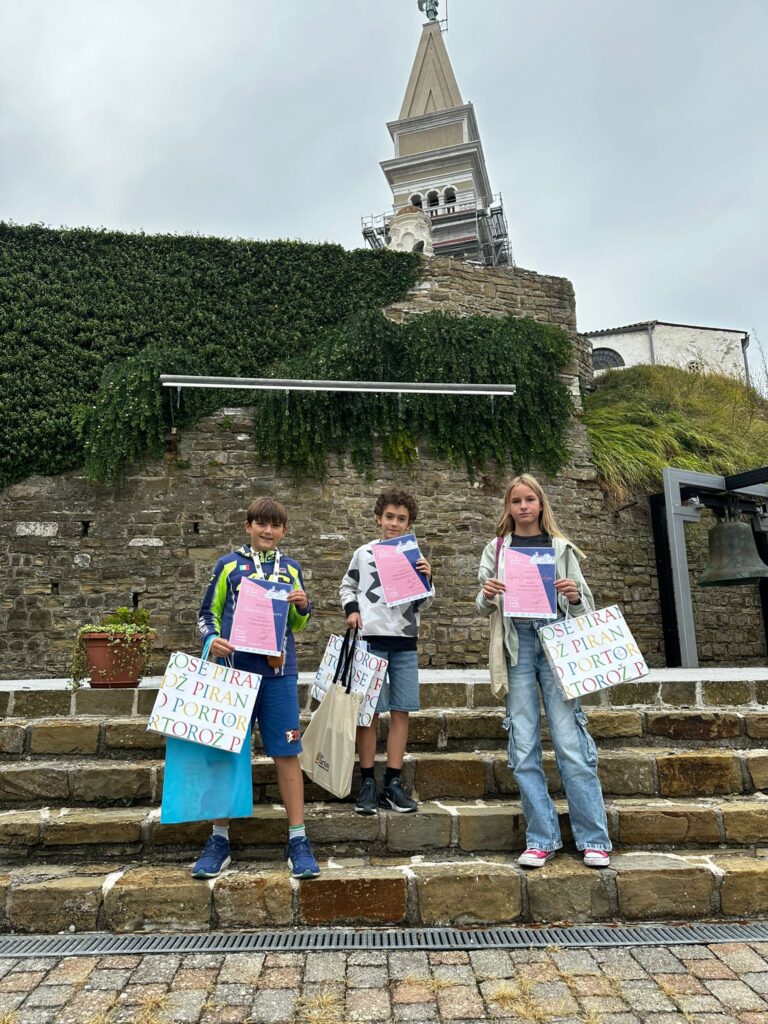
[333, 628, 357, 695]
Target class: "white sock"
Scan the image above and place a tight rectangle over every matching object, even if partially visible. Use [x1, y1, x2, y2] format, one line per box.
[212, 824, 230, 840]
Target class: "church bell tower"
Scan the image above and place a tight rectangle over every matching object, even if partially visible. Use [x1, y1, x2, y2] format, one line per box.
[362, 3, 512, 266]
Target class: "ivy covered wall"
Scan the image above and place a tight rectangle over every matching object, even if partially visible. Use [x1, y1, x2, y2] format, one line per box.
[0, 225, 574, 488]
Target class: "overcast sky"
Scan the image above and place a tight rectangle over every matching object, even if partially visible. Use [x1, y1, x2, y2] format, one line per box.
[2, 0, 766, 381]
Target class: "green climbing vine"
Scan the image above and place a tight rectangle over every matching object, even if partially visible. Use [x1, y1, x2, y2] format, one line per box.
[0, 223, 573, 486]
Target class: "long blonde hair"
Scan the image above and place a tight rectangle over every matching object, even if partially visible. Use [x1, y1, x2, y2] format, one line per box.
[495, 474, 583, 557]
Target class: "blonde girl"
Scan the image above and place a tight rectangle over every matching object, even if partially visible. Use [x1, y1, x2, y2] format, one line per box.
[476, 474, 611, 868]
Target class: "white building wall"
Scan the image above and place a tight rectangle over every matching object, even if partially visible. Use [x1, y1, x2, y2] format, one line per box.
[589, 324, 748, 380]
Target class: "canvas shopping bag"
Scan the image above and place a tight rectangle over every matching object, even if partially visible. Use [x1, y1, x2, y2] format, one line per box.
[311, 629, 387, 727]
[538, 605, 649, 701]
[299, 630, 363, 798]
[157, 640, 261, 824]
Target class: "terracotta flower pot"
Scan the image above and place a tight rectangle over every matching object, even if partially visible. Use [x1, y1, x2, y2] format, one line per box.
[82, 631, 152, 688]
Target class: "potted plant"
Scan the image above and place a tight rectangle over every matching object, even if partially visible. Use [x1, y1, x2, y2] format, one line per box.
[71, 607, 155, 689]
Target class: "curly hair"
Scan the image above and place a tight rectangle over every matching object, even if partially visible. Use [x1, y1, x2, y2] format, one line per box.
[374, 488, 418, 523]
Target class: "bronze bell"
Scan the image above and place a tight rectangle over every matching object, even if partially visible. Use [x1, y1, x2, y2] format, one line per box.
[698, 519, 768, 587]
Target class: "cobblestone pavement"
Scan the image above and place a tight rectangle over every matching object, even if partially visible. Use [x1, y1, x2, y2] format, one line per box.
[3, 942, 768, 1023]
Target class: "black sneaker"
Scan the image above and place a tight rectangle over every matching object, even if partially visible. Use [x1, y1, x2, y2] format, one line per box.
[355, 777, 378, 815]
[379, 778, 418, 813]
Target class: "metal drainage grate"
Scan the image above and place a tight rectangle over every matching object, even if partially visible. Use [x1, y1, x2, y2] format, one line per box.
[2, 922, 768, 959]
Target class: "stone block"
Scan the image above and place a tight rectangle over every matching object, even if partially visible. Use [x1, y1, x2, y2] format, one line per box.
[608, 682, 659, 706]
[0, 692, 9, 716]
[445, 712, 505, 742]
[104, 866, 212, 931]
[229, 809, 287, 846]
[0, 765, 69, 803]
[8, 873, 106, 933]
[746, 714, 768, 740]
[12, 691, 71, 717]
[414, 863, 522, 925]
[104, 719, 164, 750]
[75, 689, 135, 716]
[659, 682, 698, 706]
[0, 721, 25, 753]
[702, 681, 751, 706]
[646, 712, 741, 741]
[657, 751, 743, 797]
[419, 683, 468, 709]
[457, 804, 526, 851]
[472, 684, 497, 707]
[721, 804, 768, 843]
[70, 764, 153, 804]
[598, 751, 656, 795]
[406, 714, 443, 747]
[526, 856, 613, 922]
[214, 872, 293, 927]
[719, 859, 768, 916]
[151, 819, 210, 845]
[746, 752, 768, 790]
[491, 755, 520, 795]
[299, 870, 407, 925]
[413, 755, 487, 799]
[308, 810, 380, 845]
[617, 803, 720, 845]
[586, 710, 643, 739]
[0, 809, 41, 847]
[43, 808, 145, 846]
[386, 804, 452, 852]
[614, 854, 715, 919]
[136, 689, 161, 715]
[29, 720, 100, 755]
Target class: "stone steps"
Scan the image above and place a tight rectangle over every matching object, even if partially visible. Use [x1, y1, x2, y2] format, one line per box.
[3, 796, 768, 863]
[2, 746, 767, 809]
[4, 707, 768, 761]
[3, 666, 768, 719]
[3, 850, 768, 933]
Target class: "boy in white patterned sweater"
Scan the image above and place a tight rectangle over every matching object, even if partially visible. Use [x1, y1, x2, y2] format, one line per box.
[340, 488, 433, 814]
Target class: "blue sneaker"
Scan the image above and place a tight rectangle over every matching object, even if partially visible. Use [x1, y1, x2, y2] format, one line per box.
[285, 836, 320, 879]
[191, 835, 231, 879]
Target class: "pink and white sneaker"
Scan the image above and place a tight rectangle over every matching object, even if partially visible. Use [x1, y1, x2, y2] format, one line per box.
[517, 848, 556, 868]
[583, 849, 611, 868]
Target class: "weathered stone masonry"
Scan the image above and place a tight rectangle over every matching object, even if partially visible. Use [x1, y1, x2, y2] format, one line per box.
[0, 259, 764, 676]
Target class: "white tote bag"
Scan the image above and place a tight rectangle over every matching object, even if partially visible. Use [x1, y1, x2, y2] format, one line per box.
[538, 604, 649, 701]
[300, 631, 362, 798]
[311, 629, 387, 727]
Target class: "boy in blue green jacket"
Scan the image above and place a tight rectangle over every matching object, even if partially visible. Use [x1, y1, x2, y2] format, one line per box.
[191, 496, 319, 880]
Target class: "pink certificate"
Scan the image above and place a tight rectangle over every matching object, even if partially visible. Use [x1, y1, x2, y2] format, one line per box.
[503, 546, 558, 619]
[230, 577, 291, 656]
[372, 534, 433, 607]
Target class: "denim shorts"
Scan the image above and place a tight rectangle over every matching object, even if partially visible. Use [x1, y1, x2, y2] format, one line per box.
[366, 647, 420, 713]
[250, 673, 301, 757]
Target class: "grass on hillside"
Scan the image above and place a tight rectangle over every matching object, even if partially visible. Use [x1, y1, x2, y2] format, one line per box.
[583, 364, 768, 504]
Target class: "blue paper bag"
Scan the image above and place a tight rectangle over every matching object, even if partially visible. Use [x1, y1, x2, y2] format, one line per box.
[159, 638, 255, 824]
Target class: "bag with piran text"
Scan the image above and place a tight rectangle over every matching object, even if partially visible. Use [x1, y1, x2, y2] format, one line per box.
[299, 630, 362, 798]
[537, 605, 649, 701]
[311, 630, 387, 727]
[156, 642, 262, 824]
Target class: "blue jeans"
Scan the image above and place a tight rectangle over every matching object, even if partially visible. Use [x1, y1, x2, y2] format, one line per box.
[504, 621, 611, 852]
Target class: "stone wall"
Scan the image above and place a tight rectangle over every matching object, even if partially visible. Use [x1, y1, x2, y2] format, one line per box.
[0, 258, 763, 677]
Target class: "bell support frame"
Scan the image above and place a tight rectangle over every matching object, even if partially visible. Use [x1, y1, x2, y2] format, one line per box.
[650, 467, 768, 668]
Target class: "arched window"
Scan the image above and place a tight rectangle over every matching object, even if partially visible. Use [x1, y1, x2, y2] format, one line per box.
[592, 347, 625, 370]
[444, 187, 456, 212]
[427, 190, 440, 215]
[410, 193, 423, 208]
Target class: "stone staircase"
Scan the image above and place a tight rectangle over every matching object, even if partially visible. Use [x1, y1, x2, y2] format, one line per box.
[2, 668, 768, 933]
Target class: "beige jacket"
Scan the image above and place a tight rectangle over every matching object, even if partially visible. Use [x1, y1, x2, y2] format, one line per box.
[476, 534, 595, 698]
